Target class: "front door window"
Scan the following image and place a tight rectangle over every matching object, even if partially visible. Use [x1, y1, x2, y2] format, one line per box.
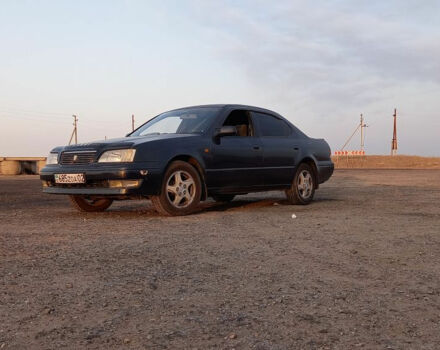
[222, 110, 254, 137]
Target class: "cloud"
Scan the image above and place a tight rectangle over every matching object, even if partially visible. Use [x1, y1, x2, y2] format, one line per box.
[194, 1, 440, 89]
[188, 0, 440, 154]
[1, 1, 438, 155]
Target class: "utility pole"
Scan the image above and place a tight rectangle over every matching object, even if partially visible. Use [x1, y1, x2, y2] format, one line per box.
[340, 113, 367, 152]
[68, 115, 78, 145]
[360, 114, 367, 152]
[391, 108, 397, 155]
[132, 114, 135, 131]
[74, 115, 78, 144]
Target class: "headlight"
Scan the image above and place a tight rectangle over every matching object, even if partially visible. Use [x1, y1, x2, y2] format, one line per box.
[46, 152, 59, 165]
[98, 149, 136, 163]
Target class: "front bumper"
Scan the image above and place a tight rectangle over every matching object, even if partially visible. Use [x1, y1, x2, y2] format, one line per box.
[40, 163, 162, 196]
[42, 186, 135, 195]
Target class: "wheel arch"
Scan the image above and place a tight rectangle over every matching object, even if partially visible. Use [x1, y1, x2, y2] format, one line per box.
[164, 154, 207, 200]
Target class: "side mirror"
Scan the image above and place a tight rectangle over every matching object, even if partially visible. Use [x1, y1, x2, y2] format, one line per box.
[216, 126, 237, 137]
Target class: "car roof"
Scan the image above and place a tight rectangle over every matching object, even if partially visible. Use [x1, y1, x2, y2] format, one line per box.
[168, 104, 282, 117]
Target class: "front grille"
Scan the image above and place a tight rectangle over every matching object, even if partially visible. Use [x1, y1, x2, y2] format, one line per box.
[60, 151, 96, 165]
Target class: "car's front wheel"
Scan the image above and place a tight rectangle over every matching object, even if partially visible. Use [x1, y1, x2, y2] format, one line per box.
[151, 161, 202, 216]
[69, 195, 113, 212]
[285, 163, 316, 205]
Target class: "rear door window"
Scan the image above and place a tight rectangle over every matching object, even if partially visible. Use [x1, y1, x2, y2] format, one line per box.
[252, 112, 291, 137]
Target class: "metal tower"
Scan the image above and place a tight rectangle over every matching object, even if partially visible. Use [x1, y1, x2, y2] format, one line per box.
[391, 109, 397, 155]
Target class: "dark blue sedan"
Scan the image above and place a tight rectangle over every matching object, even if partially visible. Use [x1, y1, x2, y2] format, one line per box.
[40, 104, 334, 215]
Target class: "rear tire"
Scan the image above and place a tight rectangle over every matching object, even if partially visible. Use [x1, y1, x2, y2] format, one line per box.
[151, 161, 202, 216]
[211, 194, 235, 202]
[69, 195, 113, 212]
[285, 163, 316, 205]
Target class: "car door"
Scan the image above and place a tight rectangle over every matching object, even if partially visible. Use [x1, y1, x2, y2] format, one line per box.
[206, 110, 264, 190]
[251, 111, 298, 186]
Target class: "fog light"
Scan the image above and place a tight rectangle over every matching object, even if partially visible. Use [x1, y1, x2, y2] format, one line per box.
[41, 180, 49, 187]
[108, 180, 142, 188]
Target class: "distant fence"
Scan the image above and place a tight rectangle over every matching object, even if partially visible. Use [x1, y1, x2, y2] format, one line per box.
[332, 151, 367, 169]
[331, 155, 440, 169]
[334, 150, 365, 156]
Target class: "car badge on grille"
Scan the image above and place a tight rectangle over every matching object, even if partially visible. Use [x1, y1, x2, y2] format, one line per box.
[73, 155, 78, 162]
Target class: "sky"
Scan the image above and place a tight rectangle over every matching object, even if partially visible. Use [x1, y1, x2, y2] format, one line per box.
[0, 0, 439, 156]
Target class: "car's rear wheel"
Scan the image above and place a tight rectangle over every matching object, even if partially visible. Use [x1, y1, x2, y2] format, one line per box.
[151, 161, 202, 216]
[69, 195, 113, 212]
[285, 163, 316, 205]
[211, 194, 235, 202]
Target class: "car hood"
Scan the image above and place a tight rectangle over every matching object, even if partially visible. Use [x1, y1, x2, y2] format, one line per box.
[52, 134, 199, 153]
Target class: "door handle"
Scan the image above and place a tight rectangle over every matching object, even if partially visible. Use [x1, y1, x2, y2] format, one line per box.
[253, 145, 261, 150]
[293, 147, 299, 151]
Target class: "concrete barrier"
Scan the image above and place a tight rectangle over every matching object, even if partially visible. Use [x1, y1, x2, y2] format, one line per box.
[36, 160, 47, 174]
[0, 157, 46, 175]
[0, 160, 22, 175]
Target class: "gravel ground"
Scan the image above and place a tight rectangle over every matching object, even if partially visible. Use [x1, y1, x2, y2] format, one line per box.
[1, 170, 440, 350]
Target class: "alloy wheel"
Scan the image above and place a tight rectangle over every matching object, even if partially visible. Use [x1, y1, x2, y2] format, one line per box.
[166, 170, 196, 208]
[297, 170, 313, 199]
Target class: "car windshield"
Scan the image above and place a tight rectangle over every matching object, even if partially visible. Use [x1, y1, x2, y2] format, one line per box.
[130, 107, 220, 136]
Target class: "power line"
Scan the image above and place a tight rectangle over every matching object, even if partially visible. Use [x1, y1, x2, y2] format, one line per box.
[0, 114, 71, 124]
[340, 124, 360, 151]
[0, 113, 135, 128]
[0, 107, 72, 117]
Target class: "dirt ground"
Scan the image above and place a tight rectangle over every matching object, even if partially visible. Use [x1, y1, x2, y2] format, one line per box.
[1, 170, 440, 350]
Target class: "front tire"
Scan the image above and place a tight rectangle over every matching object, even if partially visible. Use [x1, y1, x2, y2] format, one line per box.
[285, 163, 316, 205]
[151, 161, 202, 216]
[69, 195, 113, 212]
